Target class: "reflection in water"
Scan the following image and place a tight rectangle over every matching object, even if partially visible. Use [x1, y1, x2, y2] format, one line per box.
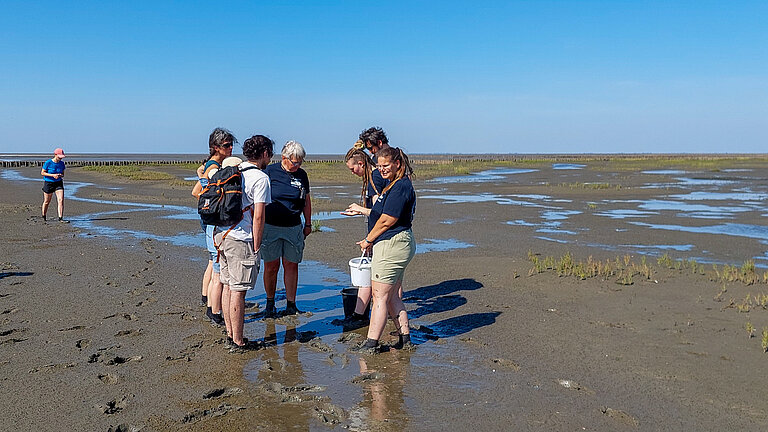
[348, 356, 409, 431]
[668, 191, 768, 201]
[642, 170, 687, 175]
[416, 238, 473, 254]
[552, 163, 585, 170]
[629, 221, 768, 240]
[427, 168, 538, 184]
[420, 193, 551, 207]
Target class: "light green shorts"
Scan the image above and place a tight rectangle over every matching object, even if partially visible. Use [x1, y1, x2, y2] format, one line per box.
[371, 229, 416, 285]
[260, 223, 305, 263]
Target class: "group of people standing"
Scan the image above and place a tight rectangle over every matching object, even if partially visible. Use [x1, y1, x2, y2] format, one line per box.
[194, 126, 416, 353]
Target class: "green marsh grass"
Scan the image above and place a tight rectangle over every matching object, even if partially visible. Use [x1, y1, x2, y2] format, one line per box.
[527, 251, 653, 284]
[745, 322, 755, 338]
[762, 328, 768, 352]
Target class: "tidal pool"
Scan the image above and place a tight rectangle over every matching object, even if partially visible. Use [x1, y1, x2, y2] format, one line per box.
[428, 168, 537, 184]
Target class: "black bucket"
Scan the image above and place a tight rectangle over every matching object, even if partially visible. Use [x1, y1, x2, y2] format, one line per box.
[341, 287, 370, 318]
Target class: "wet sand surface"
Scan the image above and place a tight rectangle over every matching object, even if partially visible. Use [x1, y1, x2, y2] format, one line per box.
[1, 160, 768, 431]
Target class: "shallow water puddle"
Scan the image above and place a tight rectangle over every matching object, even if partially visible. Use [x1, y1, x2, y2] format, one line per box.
[420, 193, 552, 207]
[416, 238, 474, 253]
[552, 163, 585, 170]
[629, 221, 768, 240]
[240, 261, 489, 429]
[641, 170, 688, 175]
[427, 168, 537, 184]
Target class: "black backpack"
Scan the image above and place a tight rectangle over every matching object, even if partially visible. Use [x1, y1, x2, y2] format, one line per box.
[197, 166, 256, 227]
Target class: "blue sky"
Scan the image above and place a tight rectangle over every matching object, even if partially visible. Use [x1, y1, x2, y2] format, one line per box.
[1, 1, 766, 155]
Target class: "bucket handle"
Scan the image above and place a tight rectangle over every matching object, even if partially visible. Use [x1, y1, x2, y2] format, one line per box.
[355, 250, 369, 269]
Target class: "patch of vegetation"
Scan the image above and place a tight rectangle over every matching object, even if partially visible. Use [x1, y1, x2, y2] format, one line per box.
[711, 260, 765, 286]
[745, 322, 755, 338]
[82, 165, 176, 181]
[527, 251, 653, 285]
[762, 328, 768, 353]
[589, 157, 768, 172]
[311, 220, 322, 233]
[556, 182, 621, 190]
[655, 253, 706, 275]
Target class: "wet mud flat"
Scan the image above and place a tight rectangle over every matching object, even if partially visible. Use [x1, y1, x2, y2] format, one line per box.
[1, 159, 768, 431]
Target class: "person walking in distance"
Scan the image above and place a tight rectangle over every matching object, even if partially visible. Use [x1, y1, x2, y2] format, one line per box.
[41, 148, 68, 222]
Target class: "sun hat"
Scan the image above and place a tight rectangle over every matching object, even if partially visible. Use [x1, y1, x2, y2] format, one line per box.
[207, 156, 243, 177]
[54, 148, 66, 158]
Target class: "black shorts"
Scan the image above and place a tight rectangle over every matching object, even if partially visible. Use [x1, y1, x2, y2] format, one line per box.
[42, 180, 64, 194]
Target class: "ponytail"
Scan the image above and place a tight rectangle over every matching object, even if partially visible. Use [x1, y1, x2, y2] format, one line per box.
[345, 146, 378, 207]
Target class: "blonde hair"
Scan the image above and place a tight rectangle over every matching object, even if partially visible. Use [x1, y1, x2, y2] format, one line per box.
[345, 146, 378, 207]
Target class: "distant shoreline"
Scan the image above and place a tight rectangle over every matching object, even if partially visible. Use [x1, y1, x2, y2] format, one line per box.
[2, 152, 768, 167]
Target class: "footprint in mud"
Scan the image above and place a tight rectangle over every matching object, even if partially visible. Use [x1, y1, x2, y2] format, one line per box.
[262, 383, 325, 404]
[97, 395, 130, 415]
[106, 355, 143, 366]
[28, 362, 76, 374]
[98, 373, 119, 384]
[0, 338, 27, 345]
[313, 403, 346, 425]
[601, 406, 639, 427]
[114, 329, 143, 337]
[166, 341, 203, 362]
[135, 298, 156, 307]
[492, 358, 521, 372]
[58, 325, 87, 332]
[203, 387, 243, 400]
[76, 339, 90, 349]
[0, 327, 27, 337]
[182, 403, 245, 424]
[1, 308, 19, 315]
[557, 379, 595, 395]
[107, 424, 141, 432]
[0, 293, 11, 298]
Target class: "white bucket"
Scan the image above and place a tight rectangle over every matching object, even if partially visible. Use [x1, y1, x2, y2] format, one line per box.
[348, 256, 372, 287]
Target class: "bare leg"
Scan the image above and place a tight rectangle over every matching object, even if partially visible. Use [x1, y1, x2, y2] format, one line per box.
[354, 286, 372, 315]
[42, 192, 52, 218]
[366, 280, 395, 341]
[54, 189, 64, 218]
[263, 259, 280, 299]
[221, 284, 232, 338]
[282, 258, 299, 302]
[208, 272, 223, 314]
[202, 261, 212, 298]
[230, 291, 247, 345]
[385, 280, 409, 335]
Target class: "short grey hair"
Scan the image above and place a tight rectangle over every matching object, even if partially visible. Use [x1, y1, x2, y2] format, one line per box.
[281, 140, 306, 161]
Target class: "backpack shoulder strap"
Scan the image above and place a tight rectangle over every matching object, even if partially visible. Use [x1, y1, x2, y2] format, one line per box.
[239, 166, 257, 173]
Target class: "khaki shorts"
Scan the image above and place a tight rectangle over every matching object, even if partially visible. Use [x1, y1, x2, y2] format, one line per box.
[371, 229, 416, 285]
[214, 232, 260, 292]
[261, 223, 305, 263]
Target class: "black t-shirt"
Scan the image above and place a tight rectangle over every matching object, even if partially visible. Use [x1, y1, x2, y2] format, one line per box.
[365, 169, 388, 209]
[264, 162, 310, 227]
[368, 176, 416, 243]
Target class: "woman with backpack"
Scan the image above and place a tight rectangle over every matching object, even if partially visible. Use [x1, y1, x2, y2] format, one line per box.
[191, 127, 234, 326]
